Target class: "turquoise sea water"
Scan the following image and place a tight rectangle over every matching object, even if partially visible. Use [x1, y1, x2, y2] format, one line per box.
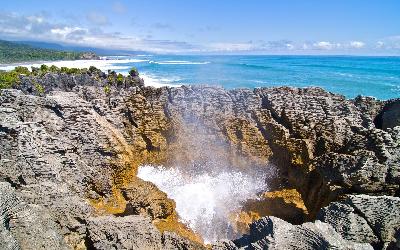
[114, 55, 400, 100]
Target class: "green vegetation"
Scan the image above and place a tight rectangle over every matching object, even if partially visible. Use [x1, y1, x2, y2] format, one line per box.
[0, 64, 91, 90]
[129, 67, 139, 77]
[14, 66, 30, 75]
[117, 73, 124, 84]
[60, 67, 81, 74]
[0, 40, 90, 63]
[33, 81, 44, 94]
[0, 70, 19, 89]
[49, 65, 60, 73]
[104, 84, 111, 94]
[0, 64, 137, 92]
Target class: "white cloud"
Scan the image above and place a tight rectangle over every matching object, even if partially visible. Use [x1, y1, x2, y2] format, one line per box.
[376, 41, 384, 48]
[51, 27, 87, 37]
[380, 35, 400, 49]
[349, 41, 365, 49]
[313, 41, 335, 50]
[286, 43, 294, 50]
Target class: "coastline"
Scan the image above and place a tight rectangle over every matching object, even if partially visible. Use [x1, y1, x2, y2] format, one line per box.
[1, 73, 398, 248]
[0, 58, 181, 88]
[1, 55, 399, 99]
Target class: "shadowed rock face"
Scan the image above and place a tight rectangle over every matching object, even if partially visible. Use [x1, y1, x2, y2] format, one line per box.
[0, 71, 399, 249]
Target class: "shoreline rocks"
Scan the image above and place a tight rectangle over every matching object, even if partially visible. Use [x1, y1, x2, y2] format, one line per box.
[0, 70, 399, 249]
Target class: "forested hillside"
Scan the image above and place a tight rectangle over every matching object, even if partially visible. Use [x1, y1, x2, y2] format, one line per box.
[0, 40, 97, 63]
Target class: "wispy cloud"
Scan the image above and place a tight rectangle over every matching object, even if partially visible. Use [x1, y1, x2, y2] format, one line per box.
[0, 12, 398, 54]
[376, 35, 400, 50]
[0, 11, 194, 52]
[312, 41, 337, 50]
[86, 12, 110, 26]
[349, 41, 365, 48]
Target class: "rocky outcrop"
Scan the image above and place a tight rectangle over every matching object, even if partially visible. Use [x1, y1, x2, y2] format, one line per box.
[86, 215, 204, 250]
[318, 195, 400, 249]
[227, 216, 372, 250]
[1, 69, 399, 249]
[214, 194, 400, 249]
[0, 87, 198, 249]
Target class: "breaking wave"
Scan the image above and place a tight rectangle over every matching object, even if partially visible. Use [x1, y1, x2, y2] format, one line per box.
[149, 60, 210, 65]
[137, 164, 269, 243]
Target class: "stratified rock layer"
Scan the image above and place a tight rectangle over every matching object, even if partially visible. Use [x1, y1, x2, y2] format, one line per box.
[0, 71, 399, 249]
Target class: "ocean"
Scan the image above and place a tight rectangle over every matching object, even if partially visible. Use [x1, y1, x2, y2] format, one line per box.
[110, 55, 400, 100]
[2, 55, 399, 100]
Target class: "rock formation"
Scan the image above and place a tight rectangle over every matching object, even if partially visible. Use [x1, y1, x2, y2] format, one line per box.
[0, 69, 399, 249]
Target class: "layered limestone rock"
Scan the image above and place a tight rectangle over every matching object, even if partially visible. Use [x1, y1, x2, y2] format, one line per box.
[218, 216, 373, 250]
[214, 194, 400, 249]
[0, 86, 201, 249]
[1, 70, 399, 249]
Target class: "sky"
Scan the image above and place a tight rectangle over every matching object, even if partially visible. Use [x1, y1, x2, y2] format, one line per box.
[0, 0, 399, 55]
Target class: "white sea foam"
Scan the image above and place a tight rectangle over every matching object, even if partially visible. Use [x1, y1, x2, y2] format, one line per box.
[149, 60, 210, 65]
[140, 73, 182, 88]
[137, 165, 268, 243]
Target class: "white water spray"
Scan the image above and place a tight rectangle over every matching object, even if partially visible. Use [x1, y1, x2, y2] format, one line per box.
[137, 164, 269, 243]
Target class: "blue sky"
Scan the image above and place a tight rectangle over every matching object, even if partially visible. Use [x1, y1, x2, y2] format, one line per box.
[1, 0, 399, 54]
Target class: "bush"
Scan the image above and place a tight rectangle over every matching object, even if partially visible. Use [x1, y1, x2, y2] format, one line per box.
[107, 74, 115, 85]
[104, 84, 111, 94]
[14, 66, 30, 75]
[40, 64, 49, 73]
[60, 67, 81, 74]
[49, 65, 60, 73]
[89, 66, 99, 73]
[31, 66, 40, 75]
[117, 73, 124, 84]
[0, 70, 19, 89]
[33, 81, 44, 94]
[129, 67, 139, 77]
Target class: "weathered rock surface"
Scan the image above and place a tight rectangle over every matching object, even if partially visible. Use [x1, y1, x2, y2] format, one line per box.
[219, 216, 372, 250]
[87, 215, 204, 250]
[318, 195, 400, 249]
[216, 194, 400, 249]
[0, 182, 69, 250]
[0, 87, 189, 249]
[1, 70, 399, 249]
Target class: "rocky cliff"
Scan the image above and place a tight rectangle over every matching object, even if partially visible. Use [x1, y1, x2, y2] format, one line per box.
[0, 69, 399, 249]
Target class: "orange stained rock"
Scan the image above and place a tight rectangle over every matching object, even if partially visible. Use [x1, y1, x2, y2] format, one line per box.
[153, 212, 204, 245]
[262, 188, 308, 213]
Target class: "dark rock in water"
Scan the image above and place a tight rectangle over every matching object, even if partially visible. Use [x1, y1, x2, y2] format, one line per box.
[0, 70, 399, 249]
